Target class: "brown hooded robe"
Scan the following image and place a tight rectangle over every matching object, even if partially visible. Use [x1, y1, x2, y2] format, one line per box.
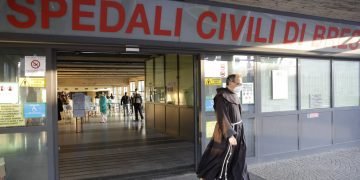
[197, 88, 250, 180]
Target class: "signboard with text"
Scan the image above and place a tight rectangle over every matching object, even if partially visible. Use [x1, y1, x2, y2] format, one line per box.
[0, 104, 25, 127]
[72, 93, 86, 117]
[24, 103, 46, 118]
[0, 1, 357, 56]
[19, 78, 45, 87]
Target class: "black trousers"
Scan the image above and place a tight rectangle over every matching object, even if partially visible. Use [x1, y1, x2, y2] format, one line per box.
[134, 103, 143, 120]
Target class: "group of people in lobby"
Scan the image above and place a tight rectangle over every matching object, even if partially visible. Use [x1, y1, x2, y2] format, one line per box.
[120, 88, 144, 121]
[99, 88, 144, 123]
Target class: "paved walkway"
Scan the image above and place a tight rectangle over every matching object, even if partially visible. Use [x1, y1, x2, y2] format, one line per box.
[157, 147, 360, 180]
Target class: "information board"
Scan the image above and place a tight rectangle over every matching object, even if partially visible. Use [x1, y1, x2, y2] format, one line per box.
[241, 83, 254, 104]
[0, 104, 25, 127]
[24, 103, 46, 118]
[72, 93, 85, 117]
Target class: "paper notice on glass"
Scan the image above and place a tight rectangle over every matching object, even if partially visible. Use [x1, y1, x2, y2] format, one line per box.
[241, 83, 254, 104]
[272, 70, 288, 99]
[25, 56, 46, 76]
[0, 82, 19, 103]
[310, 94, 322, 108]
[204, 60, 228, 78]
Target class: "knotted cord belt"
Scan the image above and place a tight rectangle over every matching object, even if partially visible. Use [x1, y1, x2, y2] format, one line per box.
[217, 120, 243, 180]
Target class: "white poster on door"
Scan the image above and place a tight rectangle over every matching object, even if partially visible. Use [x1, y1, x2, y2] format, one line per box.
[241, 83, 254, 104]
[272, 70, 288, 99]
[0, 82, 19, 103]
[204, 60, 228, 78]
[25, 56, 46, 76]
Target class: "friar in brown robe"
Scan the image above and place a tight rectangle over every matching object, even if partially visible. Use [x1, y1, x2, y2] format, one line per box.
[197, 74, 250, 180]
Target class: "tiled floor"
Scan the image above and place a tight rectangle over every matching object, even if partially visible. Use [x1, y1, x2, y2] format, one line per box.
[58, 112, 195, 180]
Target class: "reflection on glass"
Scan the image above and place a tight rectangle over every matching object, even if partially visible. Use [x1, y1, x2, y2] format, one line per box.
[166, 54, 178, 105]
[261, 57, 297, 112]
[300, 59, 330, 109]
[333, 61, 360, 107]
[145, 59, 154, 102]
[0, 132, 48, 180]
[154, 56, 165, 103]
[179, 55, 194, 106]
[0, 48, 47, 128]
[201, 55, 255, 113]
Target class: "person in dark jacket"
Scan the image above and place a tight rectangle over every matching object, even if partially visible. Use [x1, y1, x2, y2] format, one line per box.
[57, 94, 64, 121]
[133, 88, 144, 121]
[120, 92, 130, 116]
[197, 74, 250, 180]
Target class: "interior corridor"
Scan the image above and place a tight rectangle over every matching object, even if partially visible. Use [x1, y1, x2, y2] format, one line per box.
[58, 110, 194, 180]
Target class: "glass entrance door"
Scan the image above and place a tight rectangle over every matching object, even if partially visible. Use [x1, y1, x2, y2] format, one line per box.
[0, 47, 55, 180]
[199, 54, 255, 157]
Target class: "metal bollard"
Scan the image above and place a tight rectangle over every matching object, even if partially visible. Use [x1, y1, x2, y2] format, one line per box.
[76, 117, 83, 133]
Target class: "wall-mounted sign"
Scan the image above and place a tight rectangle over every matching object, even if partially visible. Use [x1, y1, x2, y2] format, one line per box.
[205, 96, 214, 112]
[24, 103, 46, 118]
[0, 82, 19, 104]
[205, 78, 222, 86]
[19, 78, 45, 87]
[272, 70, 288, 100]
[25, 56, 46, 77]
[241, 83, 254, 104]
[0, 104, 25, 127]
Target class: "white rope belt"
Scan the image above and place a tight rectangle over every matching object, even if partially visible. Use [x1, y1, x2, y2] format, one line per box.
[218, 120, 243, 179]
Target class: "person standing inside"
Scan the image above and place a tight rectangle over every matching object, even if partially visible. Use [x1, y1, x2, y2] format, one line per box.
[197, 74, 250, 180]
[57, 94, 64, 121]
[99, 93, 108, 123]
[133, 89, 144, 121]
[120, 92, 130, 116]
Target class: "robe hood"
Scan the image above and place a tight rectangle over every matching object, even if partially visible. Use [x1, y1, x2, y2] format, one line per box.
[216, 87, 240, 105]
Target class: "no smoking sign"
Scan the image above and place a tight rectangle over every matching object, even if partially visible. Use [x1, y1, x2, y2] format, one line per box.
[25, 56, 46, 76]
[31, 59, 41, 69]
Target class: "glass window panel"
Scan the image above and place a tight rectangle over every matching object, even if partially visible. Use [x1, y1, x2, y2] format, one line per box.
[165, 54, 178, 105]
[201, 55, 255, 113]
[179, 55, 193, 106]
[300, 59, 330, 109]
[154, 56, 165, 103]
[0, 132, 49, 180]
[129, 81, 135, 92]
[230, 55, 255, 113]
[333, 61, 360, 107]
[0, 48, 47, 128]
[261, 57, 297, 112]
[145, 59, 154, 102]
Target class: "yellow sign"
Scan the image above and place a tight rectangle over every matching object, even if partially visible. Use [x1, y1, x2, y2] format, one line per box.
[0, 104, 25, 127]
[205, 78, 222, 86]
[206, 121, 217, 138]
[19, 78, 45, 87]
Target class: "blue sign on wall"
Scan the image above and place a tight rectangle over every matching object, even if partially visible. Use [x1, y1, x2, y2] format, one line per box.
[24, 103, 46, 118]
[205, 99, 214, 112]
